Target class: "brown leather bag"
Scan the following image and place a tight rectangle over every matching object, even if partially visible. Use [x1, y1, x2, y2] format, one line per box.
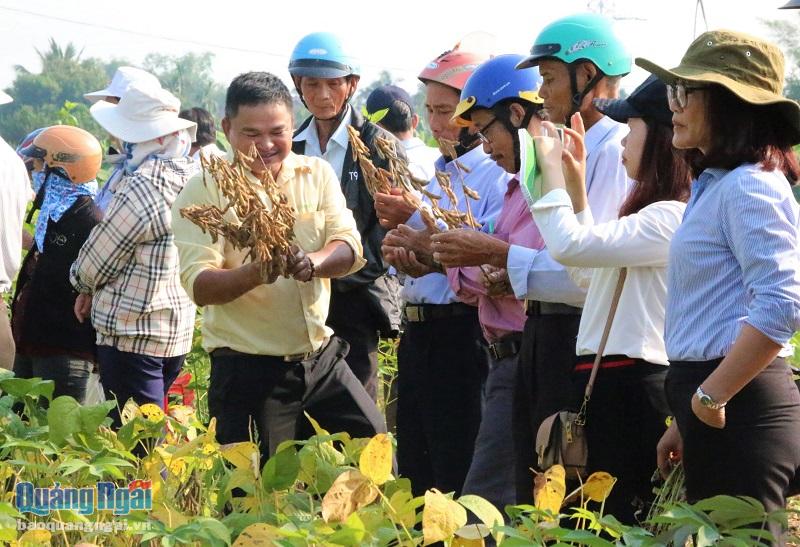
[535, 268, 628, 480]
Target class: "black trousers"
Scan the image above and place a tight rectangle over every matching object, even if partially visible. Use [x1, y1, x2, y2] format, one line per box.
[513, 311, 581, 504]
[208, 337, 386, 462]
[327, 287, 379, 401]
[396, 310, 487, 497]
[572, 358, 669, 524]
[666, 358, 800, 546]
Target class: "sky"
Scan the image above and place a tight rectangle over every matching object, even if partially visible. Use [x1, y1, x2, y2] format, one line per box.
[0, 0, 798, 97]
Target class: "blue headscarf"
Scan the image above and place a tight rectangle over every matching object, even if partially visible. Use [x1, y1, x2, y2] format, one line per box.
[33, 170, 98, 252]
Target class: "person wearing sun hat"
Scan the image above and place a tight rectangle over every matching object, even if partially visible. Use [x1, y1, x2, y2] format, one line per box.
[0, 90, 31, 370]
[84, 66, 160, 105]
[86, 66, 162, 213]
[640, 30, 800, 544]
[70, 84, 197, 426]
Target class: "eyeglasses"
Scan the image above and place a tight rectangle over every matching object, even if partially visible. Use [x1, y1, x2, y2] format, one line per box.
[666, 83, 707, 111]
[476, 117, 499, 144]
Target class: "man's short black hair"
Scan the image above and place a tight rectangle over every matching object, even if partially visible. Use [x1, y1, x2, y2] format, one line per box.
[378, 99, 414, 134]
[179, 107, 216, 147]
[225, 72, 293, 119]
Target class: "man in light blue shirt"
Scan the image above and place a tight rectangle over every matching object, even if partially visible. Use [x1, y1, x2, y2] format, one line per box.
[379, 45, 508, 499]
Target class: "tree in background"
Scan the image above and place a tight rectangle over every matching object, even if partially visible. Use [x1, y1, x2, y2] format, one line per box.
[0, 38, 107, 145]
[0, 41, 229, 146]
[143, 51, 226, 118]
[766, 15, 800, 100]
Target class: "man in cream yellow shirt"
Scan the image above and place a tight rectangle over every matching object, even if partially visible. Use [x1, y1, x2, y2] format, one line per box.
[172, 72, 385, 456]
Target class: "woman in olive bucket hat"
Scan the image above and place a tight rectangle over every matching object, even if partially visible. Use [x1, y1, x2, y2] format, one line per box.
[640, 30, 800, 545]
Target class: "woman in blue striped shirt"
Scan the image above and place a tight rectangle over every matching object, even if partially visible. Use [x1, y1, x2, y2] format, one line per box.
[639, 30, 800, 545]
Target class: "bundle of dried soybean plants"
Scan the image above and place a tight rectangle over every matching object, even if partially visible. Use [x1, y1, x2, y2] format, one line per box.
[346, 128, 482, 231]
[436, 137, 481, 229]
[179, 144, 296, 280]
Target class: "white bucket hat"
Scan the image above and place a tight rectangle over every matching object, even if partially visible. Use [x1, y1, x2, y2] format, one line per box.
[90, 85, 197, 143]
[0, 90, 12, 105]
[84, 66, 160, 103]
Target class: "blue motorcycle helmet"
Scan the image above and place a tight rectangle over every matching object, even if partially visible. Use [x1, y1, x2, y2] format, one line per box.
[289, 32, 361, 121]
[452, 54, 544, 172]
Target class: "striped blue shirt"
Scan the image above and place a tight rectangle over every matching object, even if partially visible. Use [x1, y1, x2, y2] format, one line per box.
[665, 164, 800, 360]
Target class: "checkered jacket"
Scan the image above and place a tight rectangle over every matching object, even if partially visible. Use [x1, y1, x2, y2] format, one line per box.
[70, 157, 196, 357]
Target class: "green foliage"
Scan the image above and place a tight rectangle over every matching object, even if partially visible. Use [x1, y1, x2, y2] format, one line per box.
[0, 370, 794, 545]
[766, 15, 800, 100]
[143, 51, 226, 118]
[0, 38, 107, 144]
[0, 39, 228, 147]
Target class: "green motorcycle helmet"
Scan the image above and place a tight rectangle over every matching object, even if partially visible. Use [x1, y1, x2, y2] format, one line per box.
[516, 13, 631, 76]
[516, 13, 631, 121]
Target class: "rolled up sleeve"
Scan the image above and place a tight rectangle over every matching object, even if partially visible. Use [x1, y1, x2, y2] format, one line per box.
[724, 174, 800, 345]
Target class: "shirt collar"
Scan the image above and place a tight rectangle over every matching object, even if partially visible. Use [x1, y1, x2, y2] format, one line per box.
[292, 105, 352, 151]
[699, 168, 729, 183]
[401, 137, 424, 151]
[584, 115, 621, 157]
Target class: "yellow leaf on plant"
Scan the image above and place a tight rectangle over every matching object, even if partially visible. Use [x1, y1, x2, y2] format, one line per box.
[453, 523, 488, 546]
[321, 469, 379, 523]
[150, 501, 190, 528]
[168, 404, 195, 426]
[422, 489, 468, 545]
[142, 455, 165, 502]
[534, 465, 566, 518]
[17, 529, 51, 545]
[452, 536, 485, 547]
[140, 403, 166, 423]
[582, 471, 616, 503]
[388, 489, 418, 529]
[232, 522, 282, 546]
[359, 433, 392, 485]
[304, 412, 329, 436]
[120, 399, 142, 424]
[220, 442, 260, 475]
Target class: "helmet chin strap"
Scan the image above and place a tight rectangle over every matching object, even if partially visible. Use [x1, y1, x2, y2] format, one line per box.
[566, 64, 604, 127]
[495, 105, 539, 173]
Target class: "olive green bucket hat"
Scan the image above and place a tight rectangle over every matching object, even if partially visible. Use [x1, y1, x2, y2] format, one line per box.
[636, 29, 800, 142]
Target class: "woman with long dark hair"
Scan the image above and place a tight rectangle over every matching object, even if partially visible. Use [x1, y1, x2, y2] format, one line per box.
[639, 30, 800, 545]
[529, 75, 692, 522]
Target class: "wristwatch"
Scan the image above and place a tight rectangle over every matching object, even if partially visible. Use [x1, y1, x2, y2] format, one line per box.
[696, 386, 727, 410]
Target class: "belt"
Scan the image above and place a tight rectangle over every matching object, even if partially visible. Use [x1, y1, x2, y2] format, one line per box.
[404, 302, 475, 323]
[488, 334, 523, 361]
[525, 300, 582, 316]
[574, 357, 636, 372]
[211, 338, 328, 363]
